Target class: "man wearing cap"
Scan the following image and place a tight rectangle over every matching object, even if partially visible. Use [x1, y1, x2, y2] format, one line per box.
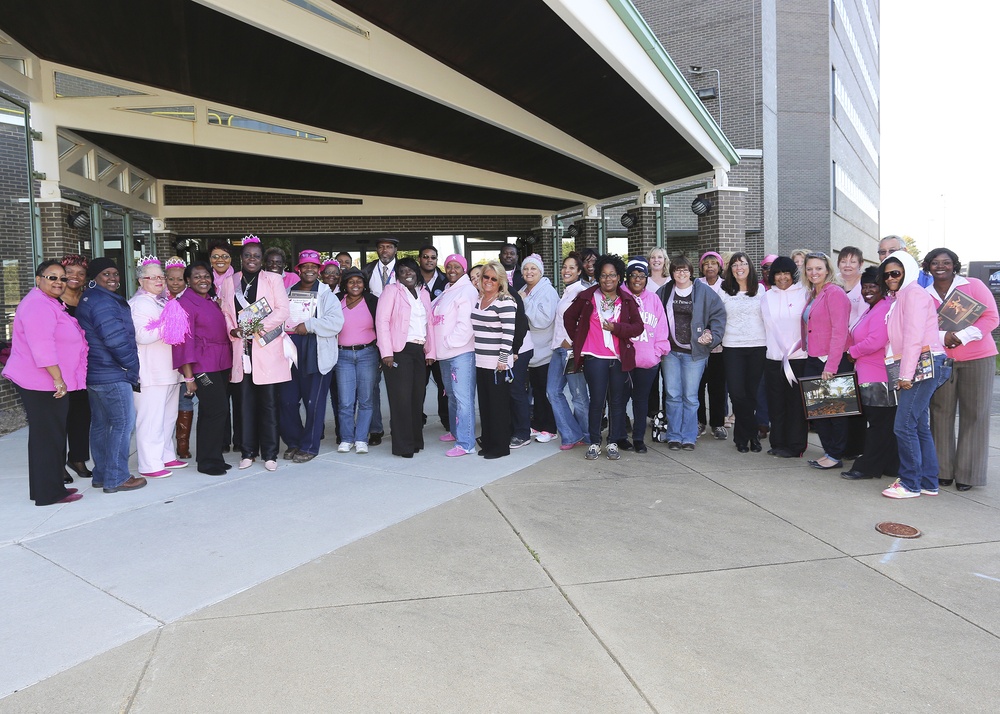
[360, 236, 398, 443]
[362, 237, 399, 298]
[417, 245, 449, 430]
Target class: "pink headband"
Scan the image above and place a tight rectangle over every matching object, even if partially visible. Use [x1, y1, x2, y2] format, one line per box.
[137, 255, 161, 268]
[322, 259, 339, 267]
[242, 235, 261, 245]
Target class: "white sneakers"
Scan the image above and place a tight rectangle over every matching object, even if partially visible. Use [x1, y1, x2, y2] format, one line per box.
[337, 442, 352, 453]
[355, 442, 368, 454]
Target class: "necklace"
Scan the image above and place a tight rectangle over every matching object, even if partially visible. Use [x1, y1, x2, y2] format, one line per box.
[241, 272, 258, 299]
[600, 293, 618, 311]
[345, 295, 364, 309]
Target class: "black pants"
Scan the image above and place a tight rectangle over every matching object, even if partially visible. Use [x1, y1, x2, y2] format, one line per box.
[326, 373, 342, 442]
[227, 381, 242, 451]
[805, 355, 848, 459]
[196, 370, 230, 471]
[724, 346, 766, 447]
[764, 358, 808, 455]
[627, 365, 659, 443]
[528, 364, 556, 434]
[424, 360, 449, 430]
[65, 388, 91, 462]
[385, 342, 426, 456]
[16, 385, 72, 506]
[477, 367, 511, 457]
[237, 378, 280, 461]
[697, 350, 727, 428]
[853, 405, 899, 477]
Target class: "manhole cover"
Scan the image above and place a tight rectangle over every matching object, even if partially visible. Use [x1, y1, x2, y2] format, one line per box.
[876, 522, 921, 538]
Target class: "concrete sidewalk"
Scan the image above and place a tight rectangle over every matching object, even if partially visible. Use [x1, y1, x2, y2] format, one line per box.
[3, 390, 1000, 712]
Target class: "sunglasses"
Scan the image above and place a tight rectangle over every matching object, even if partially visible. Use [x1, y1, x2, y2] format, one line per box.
[882, 270, 903, 280]
[40, 275, 69, 282]
[481, 275, 499, 283]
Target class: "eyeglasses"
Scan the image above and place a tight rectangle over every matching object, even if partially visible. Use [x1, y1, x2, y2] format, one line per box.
[599, 273, 619, 280]
[40, 275, 69, 282]
[210, 254, 231, 261]
[481, 275, 499, 283]
[141, 276, 165, 282]
[672, 268, 691, 274]
[882, 270, 903, 279]
[876, 248, 899, 257]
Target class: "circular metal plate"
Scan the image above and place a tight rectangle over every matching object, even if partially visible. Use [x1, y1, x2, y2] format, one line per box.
[876, 522, 921, 538]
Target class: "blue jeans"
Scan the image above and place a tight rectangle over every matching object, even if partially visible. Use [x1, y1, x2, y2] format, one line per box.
[582, 357, 628, 445]
[510, 349, 533, 440]
[662, 351, 708, 445]
[627, 365, 659, 442]
[894, 354, 952, 493]
[546, 347, 589, 446]
[279, 367, 333, 455]
[440, 351, 476, 451]
[88, 382, 136, 489]
[335, 345, 379, 444]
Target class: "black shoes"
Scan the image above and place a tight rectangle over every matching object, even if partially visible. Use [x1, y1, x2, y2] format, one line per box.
[634, 441, 647, 454]
[840, 470, 874, 480]
[67, 460, 93, 478]
[369, 432, 384, 446]
[616, 439, 634, 451]
[736, 444, 749, 453]
[749, 438, 762, 453]
[938, 479, 954, 487]
[957, 483, 972, 492]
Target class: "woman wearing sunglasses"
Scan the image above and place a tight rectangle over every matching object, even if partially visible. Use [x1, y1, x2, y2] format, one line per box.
[879, 251, 951, 498]
[2, 261, 88, 505]
[471, 260, 517, 459]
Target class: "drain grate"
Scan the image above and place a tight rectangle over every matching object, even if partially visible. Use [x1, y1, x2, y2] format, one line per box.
[876, 522, 921, 538]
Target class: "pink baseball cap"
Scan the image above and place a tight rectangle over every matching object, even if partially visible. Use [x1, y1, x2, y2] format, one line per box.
[761, 254, 778, 267]
[295, 250, 323, 269]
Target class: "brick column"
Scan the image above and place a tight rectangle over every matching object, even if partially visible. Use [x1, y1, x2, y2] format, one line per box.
[696, 188, 747, 261]
[572, 218, 600, 253]
[39, 202, 91, 260]
[531, 227, 556, 277]
[626, 206, 658, 261]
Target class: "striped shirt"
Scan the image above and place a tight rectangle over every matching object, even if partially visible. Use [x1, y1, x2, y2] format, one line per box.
[472, 296, 516, 369]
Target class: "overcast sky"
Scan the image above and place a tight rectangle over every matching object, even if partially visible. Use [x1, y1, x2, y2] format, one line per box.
[880, 1, 997, 263]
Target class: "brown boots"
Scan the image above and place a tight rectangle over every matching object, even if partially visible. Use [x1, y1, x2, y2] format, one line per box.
[176, 410, 193, 459]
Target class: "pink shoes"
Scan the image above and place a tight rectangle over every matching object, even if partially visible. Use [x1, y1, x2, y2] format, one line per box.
[164, 460, 188, 469]
[141, 469, 172, 479]
[439, 433, 456, 442]
[559, 440, 585, 451]
[445, 446, 474, 457]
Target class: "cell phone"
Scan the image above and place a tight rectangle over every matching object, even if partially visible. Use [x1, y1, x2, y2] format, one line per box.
[196, 372, 213, 387]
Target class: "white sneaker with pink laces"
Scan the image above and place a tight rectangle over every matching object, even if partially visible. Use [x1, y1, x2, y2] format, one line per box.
[882, 479, 920, 499]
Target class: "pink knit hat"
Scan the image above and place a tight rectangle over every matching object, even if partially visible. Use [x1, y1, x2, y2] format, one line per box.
[444, 253, 468, 272]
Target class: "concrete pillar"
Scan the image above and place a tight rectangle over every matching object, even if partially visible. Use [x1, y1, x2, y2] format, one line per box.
[696, 187, 747, 261]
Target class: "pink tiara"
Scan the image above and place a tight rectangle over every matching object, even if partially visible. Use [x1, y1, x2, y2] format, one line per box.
[322, 258, 339, 267]
[164, 256, 186, 269]
[243, 234, 261, 245]
[137, 255, 161, 268]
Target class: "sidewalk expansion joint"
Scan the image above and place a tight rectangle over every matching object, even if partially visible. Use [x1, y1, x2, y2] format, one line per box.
[124, 628, 162, 712]
[481, 487, 660, 714]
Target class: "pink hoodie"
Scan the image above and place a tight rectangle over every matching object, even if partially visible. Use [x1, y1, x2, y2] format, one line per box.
[884, 251, 944, 380]
[629, 288, 671, 368]
[429, 274, 478, 360]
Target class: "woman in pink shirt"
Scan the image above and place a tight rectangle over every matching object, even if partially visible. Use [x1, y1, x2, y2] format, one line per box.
[376, 258, 435, 458]
[2, 261, 87, 505]
[623, 259, 670, 453]
[880, 251, 951, 498]
[333, 267, 379, 454]
[841, 267, 898, 481]
[924, 248, 999, 491]
[801, 252, 851, 470]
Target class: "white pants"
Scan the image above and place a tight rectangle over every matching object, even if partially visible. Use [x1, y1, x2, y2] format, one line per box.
[134, 383, 178, 473]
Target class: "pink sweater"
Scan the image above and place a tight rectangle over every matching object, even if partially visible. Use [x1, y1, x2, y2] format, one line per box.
[220, 270, 292, 385]
[887, 284, 945, 380]
[848, 298, 891, 383]
[2, 288, 88, 391]
[376, 283, 435, 359]
[803, 282, 851, 360]
[630, 288, 671, 368]
[429, 275, 477, 360]
[925, 277, 999, 362]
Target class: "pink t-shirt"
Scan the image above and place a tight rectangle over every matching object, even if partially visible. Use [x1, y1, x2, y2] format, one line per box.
[339, 299, 376, 347]
[581, 294, 619, 359]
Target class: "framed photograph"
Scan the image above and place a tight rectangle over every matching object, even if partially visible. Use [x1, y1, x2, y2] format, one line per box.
[800, 372, 862, 420]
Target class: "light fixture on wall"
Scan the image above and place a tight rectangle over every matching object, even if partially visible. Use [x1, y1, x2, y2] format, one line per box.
[66, 209, 90, 229]
[691, 197, 713, 216]
[620, 213, 636, 229]
[566, 224, 580, 238]
[690, 65, 723, 131]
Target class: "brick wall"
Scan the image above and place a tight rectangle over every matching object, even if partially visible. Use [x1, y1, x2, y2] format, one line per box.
[697, 189, 747, 261]
[163, 185, 363, 206]
[164, 214, 539, 235]
[626, 207, 658, 260]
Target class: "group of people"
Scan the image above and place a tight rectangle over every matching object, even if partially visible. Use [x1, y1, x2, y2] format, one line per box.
[4, 233, 995, 507]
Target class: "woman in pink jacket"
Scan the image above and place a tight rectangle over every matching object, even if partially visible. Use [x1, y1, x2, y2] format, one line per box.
[801, 252, 852, 470]
[924, 247, 999, 491]
[2, 260, 88, 506]
[430, 254, 479, 457]
[376, 257, 435, 458]
[129, 257, 186, 480]
[623, 258, 670, 453]
[880, 250, 951, 498]
[220, 237, 291, 472]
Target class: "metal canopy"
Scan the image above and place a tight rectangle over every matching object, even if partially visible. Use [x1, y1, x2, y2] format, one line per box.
[1, 0, 735, 213]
